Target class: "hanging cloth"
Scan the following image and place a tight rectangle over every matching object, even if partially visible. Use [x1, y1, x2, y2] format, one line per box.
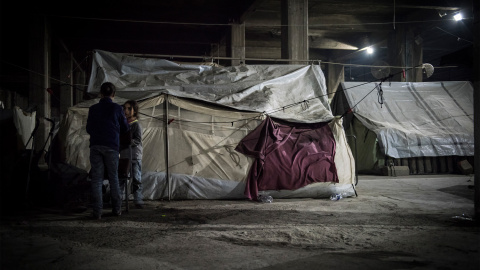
[235, 116, 338, 200]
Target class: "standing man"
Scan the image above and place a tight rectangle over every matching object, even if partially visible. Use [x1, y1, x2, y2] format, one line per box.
[86, 82, 129, 220]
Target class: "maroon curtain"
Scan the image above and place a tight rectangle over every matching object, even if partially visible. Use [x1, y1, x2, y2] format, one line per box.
[235, 116, 338, 200]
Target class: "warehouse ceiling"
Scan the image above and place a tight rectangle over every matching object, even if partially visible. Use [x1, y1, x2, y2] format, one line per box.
[0, 0, 475, 96]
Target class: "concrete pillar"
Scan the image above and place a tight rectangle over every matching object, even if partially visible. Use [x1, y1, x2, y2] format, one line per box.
[388, 25, 423, 82]
[59, 52, 73, 115]
[388, 26, 405, 82]
[29, 15, 51, 157]
[327, 62, 344, 101]
[281, 0, 308, 64]
[473, 0, 479, 219]
[230, 23, 245, 66]
[406, 32, 423, 82]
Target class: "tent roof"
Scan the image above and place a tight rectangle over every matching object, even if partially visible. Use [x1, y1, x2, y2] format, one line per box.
[87, 50, 333, 123]
[333, 81, 474, 158]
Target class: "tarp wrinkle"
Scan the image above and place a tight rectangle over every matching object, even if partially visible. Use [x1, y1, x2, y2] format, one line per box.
[337, 81, 474, 158]
[88, 50, 333, 123]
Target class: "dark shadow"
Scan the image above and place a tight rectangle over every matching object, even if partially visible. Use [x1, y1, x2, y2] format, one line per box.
[438, 185, 474, 201]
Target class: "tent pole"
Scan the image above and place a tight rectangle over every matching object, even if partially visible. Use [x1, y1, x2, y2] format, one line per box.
[473, 0, 479, 222]
[346, 134, 358, 186]
[164, 94, 171, 201]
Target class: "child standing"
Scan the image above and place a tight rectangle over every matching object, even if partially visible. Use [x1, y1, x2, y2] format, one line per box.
[120, 100, 144, 209]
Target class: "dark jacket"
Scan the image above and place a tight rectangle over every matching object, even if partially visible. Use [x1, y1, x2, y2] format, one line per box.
[86, 97, 130, 151]
[120, 120, 143, 160]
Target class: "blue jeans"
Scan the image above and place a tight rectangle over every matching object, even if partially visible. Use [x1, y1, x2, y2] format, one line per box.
[120, 160, 143, 204]
[90, 145, 122, 216]
[132, 160, 144, 204]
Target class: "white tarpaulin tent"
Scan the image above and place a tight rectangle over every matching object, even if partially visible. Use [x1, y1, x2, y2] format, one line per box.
[57, 50, 356, 200]
[331, 81, 473, 173]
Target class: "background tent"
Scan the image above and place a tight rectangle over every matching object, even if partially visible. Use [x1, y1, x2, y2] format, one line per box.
[55, 50, 356, 201]
[331, 81, 474, 175]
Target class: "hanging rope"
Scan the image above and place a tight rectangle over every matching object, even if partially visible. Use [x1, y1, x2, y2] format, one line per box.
[224, 145, 241, 168]
[376, 83, 384, 108]
[300, 100, 309, 111]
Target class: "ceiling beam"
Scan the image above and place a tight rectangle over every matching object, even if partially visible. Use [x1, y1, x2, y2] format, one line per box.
[332, 39, 388, 62]
[310, 37, 358, 50]
[309, 14, 396, 32]
[308, 0, 465, 11]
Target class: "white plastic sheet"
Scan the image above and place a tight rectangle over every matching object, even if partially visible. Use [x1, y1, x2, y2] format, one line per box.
[87, 50, 333, 123]
[340, 81, 474, 158]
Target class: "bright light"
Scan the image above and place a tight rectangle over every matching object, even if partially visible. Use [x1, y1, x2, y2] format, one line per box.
[366, 47, 374, 54]
[454, 13, 463, 21]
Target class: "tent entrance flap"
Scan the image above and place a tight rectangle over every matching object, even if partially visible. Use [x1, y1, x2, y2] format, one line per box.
[235, 116, 339, 200]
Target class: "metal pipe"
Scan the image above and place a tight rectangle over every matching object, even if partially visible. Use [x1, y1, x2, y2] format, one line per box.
[346, 134, 358, 186]
[164, 94, 171, 201]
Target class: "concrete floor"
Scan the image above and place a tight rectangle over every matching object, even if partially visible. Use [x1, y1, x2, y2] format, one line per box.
[0, 174, 479, 270]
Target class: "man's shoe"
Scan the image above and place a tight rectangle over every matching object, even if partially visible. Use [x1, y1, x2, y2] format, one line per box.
[113, 210, 122, 216]
[135, 204, 144, 209]
[92, 213, 101, 220]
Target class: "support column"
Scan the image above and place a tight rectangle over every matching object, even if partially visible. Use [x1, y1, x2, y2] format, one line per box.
[406, 31, 423, 82]
[230, 23, 245, 66]
[473, 0, 479, 220]
[388, 25, 423, 82]
[163, 95, 171, 201]
[388, 26, 406, 82]
[59, 52, 73, 116]
[327, 62, 345, 101]
[29, 15, 51, 157]
[281, 0, 308, 64]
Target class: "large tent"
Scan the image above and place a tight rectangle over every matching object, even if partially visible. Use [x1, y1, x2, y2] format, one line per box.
[331, 81, 474, 174]
[55, 50, 356, 201]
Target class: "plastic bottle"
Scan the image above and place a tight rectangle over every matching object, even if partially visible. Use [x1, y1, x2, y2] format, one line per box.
[258, 195, 273, 203]
[330, 193, 343, 201]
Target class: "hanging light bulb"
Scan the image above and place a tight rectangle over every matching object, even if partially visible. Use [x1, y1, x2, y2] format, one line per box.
[453, 13, 463, 21]
[366, 47, 374, 54]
